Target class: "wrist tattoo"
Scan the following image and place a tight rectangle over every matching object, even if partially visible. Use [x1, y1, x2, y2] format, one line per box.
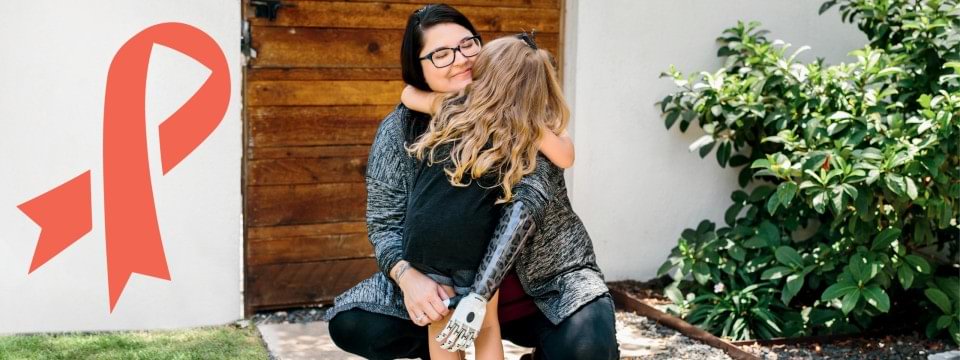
[395, 262, 411, 282]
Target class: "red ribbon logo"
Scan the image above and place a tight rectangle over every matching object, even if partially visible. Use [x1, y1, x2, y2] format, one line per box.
[16, 22, 230, 312]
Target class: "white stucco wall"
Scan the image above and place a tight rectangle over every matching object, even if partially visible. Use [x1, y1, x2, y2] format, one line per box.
[0, 0, 243, 333]
[563, 0, 868, 281]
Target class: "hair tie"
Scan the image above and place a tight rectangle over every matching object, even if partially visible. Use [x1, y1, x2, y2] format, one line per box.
[516, 30, 539, 50]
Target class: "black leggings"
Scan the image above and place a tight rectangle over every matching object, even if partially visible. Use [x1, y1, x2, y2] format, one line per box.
[328, 293, 619, 360]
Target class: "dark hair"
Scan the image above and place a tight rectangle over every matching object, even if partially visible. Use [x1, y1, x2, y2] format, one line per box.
[400, 4, 480, 92]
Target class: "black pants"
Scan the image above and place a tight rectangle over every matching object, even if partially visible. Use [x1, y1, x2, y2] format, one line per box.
[328, 293, 619, 360]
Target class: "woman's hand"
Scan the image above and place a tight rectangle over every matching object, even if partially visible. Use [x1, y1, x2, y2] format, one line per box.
[394, 261, 451, 326]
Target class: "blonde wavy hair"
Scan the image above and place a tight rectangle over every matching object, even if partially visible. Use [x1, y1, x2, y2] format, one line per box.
[407, 35, 570, 203]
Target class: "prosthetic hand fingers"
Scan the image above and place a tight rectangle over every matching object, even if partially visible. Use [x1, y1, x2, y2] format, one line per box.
[434, 321, 458, 345]
[436, 321, 457, 343]
[440, 322, 463, 350]
[441, 324, 465, 350]
[454, 329, 475, 351]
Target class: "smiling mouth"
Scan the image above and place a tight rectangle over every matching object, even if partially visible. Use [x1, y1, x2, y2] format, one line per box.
[453, 69, 472, 78]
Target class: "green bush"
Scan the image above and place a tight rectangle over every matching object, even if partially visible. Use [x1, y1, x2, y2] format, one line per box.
[656, 0, 959, 342]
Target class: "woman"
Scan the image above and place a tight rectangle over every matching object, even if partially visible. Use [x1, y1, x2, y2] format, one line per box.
[323, 4, 619, 359]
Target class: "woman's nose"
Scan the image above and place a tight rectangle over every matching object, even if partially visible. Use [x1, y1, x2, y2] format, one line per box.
[452, 51, 470, 68]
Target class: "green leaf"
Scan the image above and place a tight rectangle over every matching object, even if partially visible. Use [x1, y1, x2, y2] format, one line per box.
[724, 203, 743, 226]
[766, 193, 780, 215]
[660, 95, 674, 113]
[758, 221, 780, 247]
[664, 110, 680, 130]
[885, 173, 907, 197]
[898, 265, 915, 289]
[876, 67, 904, 77]
[812, 190, 829, 213]
[743, 236, 767, 249]
[862, 285, 890, 312]
[699, 140, 716, 158]
[802, 153, 828, 171]
[950, 324, 960, 347]
[871, 228, 901, 251]
[775, 246, 803, 268]
[689, 135, 715, 153]
[925, 288, 953, 314]
[717, 141, 731, 168]
[848, 253, 877, 282]
[776, 182, 799, 207]
[761, 266, 792, 280]
[751, 308, 783, 334]
[841, 290, 860, 315]
[729, 155, 750, 167]
[828, 111, 854, 120]
[936, 315, 952, 330]
[821, 281, 858, 301]
[728, 245, 746, 262]
[831, 188, 845, 215]
[904, 255, 932, 274]
[749, 186, 776, 202]
[808, 308, 838, 326]
[657, 259, 675, 277]
[751, 158, 771, 169]
[905, 177, 918, 200]
[934, 277, 960, 301]
[694, 262, 711, 285]
[782, 273, 804, 305]
[665, 285, 684, 305]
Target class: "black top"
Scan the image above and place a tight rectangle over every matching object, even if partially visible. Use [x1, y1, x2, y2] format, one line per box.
[402, 143, 504, 271]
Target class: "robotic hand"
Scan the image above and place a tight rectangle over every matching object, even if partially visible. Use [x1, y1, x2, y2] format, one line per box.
[437, 293, 487, 351]
[435, 201, 536, 352]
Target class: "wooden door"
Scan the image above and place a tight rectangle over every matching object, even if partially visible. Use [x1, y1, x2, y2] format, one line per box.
[243, 0, 564, 314]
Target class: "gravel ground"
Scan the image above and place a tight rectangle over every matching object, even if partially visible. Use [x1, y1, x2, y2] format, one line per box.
[251, 306, 328, 326]
[616, 311, 731, 360]
[740, 334, 959, 360]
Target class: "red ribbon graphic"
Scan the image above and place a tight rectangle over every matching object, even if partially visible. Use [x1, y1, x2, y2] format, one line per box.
[17, 22, 230, 312]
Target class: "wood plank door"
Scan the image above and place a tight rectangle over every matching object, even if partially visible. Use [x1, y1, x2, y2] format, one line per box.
[243, 0, 565, 315]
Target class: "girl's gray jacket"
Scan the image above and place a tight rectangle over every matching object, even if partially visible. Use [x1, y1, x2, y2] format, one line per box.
[322, 105, 608, 325]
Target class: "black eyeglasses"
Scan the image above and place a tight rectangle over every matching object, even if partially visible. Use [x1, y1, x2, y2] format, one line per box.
[419, 36, 482, 68]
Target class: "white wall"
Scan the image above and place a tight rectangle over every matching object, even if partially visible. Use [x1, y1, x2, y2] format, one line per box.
[564, 0, 867, 281]
[0, 0, 243, 333]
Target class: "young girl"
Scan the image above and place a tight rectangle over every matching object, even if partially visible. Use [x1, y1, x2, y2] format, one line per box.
[401, 34, 573, 360]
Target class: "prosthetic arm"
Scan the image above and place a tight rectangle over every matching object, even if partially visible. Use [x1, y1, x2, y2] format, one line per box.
[437, 200, 537, 351]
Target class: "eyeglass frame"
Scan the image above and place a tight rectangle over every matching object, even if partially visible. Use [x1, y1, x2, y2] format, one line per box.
[418, 35, 483, 68]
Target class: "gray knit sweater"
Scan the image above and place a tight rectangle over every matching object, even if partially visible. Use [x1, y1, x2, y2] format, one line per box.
[322, 104, 608, 325]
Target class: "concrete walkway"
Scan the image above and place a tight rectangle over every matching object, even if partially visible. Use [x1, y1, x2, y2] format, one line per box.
[256, 311, 714, 359]
[257, 321, 535, 359]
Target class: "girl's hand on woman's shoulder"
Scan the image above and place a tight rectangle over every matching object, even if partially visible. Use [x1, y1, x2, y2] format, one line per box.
[401, 84, 440, 115]
[538, 124, 575, 169]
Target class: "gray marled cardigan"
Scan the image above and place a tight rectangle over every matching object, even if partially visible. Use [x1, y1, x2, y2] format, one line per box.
[322, 104, 608, 325]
